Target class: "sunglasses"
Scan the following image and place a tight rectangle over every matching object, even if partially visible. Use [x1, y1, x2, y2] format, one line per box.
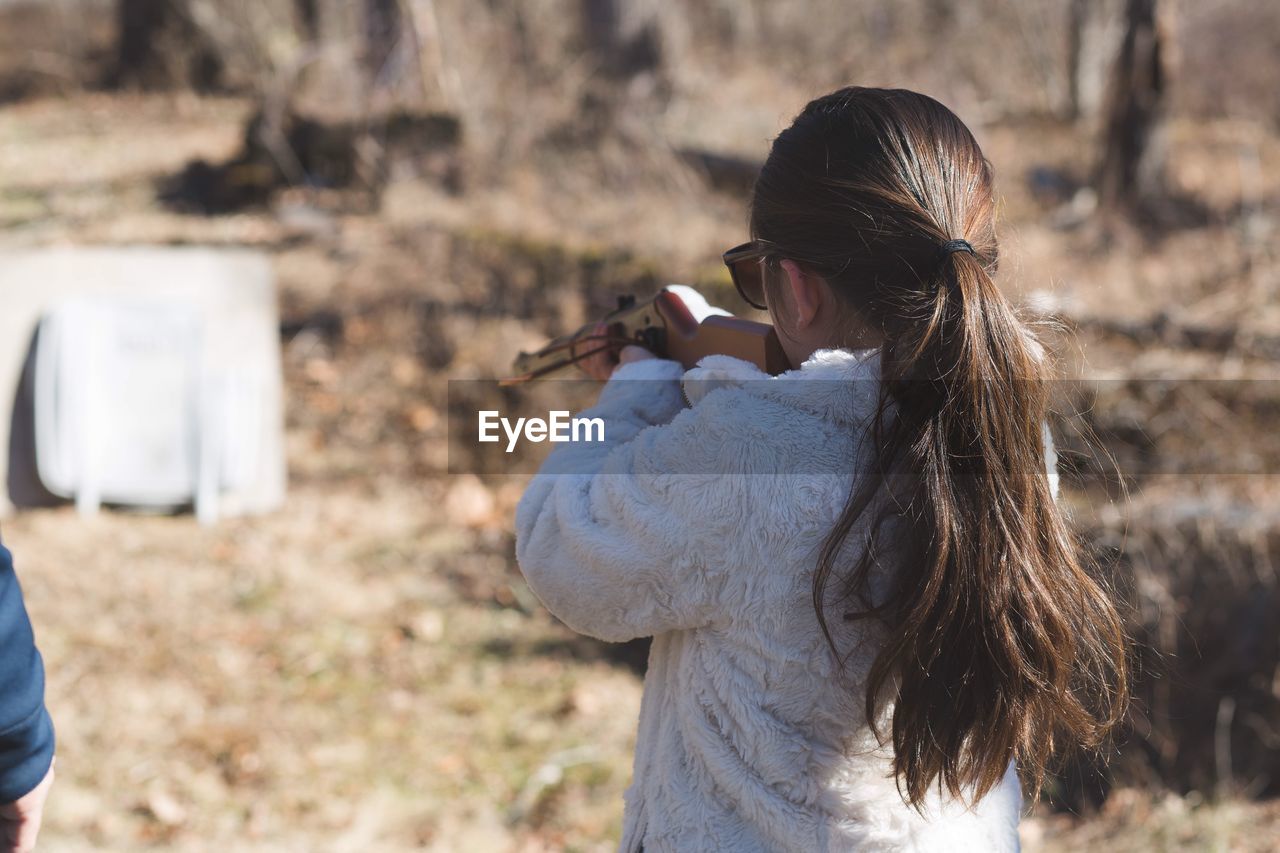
[722, 241, 772, 311]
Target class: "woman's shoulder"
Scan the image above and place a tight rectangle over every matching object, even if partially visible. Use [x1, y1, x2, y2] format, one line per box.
[618, 348, 881, 480]
[684, 346, 879, 426]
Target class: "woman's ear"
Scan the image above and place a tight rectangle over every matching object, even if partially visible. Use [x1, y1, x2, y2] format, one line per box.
[780, 259, 822, 330]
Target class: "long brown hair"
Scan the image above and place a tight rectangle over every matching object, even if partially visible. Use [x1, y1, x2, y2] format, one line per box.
[750, 87, 1128, 807]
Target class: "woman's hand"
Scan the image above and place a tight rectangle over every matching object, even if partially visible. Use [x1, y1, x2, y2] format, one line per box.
[576, 323, 656, 380]
[1, 759, 53, 853]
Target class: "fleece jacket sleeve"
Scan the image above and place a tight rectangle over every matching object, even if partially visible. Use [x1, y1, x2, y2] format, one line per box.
[515, 357, 736, 642]
[0, 544, 55, 804]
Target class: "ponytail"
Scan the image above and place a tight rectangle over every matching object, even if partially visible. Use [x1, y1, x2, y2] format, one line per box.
[815, 244, 1128, 806]
[752, 87, 1129, 809]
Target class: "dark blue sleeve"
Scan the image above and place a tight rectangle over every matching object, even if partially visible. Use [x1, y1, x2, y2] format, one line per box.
[0, 544, 55, 803]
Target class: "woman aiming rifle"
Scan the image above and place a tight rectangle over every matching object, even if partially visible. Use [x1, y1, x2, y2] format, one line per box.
[516, 87, 1128, 852]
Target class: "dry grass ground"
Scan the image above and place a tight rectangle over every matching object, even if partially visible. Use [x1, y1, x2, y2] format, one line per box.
[12, 481, 644, 852]
[1, 86, 1278, 850]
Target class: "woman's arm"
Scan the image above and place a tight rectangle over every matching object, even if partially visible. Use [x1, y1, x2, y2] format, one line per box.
[515, 357, 736, 642]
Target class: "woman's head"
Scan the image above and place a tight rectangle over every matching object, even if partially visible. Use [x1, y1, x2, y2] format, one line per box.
[749, 88, 1128, 808]
[747, 87, 996, 364]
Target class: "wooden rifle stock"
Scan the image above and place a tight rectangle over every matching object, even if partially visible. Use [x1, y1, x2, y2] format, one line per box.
[502, 287, 788, 385]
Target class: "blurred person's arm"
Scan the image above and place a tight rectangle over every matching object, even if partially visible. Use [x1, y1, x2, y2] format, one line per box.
[0, 544, 55, 852]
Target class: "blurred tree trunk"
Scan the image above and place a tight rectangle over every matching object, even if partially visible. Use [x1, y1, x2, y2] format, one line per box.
[363, 0, 402, 83]
[1096, 0, 1168, 217]
[114, 0, 169, 85]
[112, 0, 223, 90]
[1064, 0, 1089, 121]
[295, 0, 321, 42]
[580, 0, 662, 79]
[577, 0, 666, 137]
[581, 0, 625, 73]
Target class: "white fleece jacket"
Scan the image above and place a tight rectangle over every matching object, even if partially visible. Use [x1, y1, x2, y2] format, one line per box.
[515, 348, 1027, 852]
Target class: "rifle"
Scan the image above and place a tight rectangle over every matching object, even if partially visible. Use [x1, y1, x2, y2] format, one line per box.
[502, 286, 789, 385]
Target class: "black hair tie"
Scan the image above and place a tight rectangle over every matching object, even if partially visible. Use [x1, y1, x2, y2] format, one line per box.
[939, 238, 976, 259]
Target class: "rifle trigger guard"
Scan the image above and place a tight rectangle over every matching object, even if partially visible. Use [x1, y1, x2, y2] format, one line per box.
[639, 326, 665, 353]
